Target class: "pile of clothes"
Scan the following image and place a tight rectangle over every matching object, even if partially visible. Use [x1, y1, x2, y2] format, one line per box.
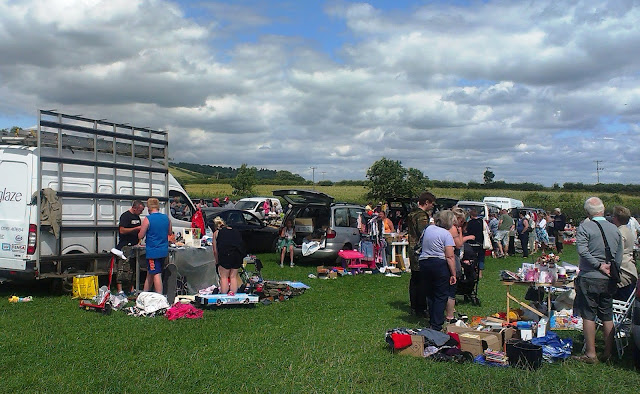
[385, 327, 474, 362]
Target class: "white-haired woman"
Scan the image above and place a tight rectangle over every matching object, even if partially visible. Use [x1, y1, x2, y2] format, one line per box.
[418, 210, 457, 331]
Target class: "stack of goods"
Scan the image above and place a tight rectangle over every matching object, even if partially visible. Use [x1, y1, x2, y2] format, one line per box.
[500, 258, 577, 284]
[483, 349, 509, 366]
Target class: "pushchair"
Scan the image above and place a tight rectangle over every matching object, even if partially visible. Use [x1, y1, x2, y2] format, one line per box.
[457, 243, 480, 306]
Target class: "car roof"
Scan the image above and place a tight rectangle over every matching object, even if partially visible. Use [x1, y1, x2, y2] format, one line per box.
[237, 197, 278, 202]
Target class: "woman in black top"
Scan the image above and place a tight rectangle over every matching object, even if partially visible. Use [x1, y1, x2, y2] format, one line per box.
[213, 217, 245, 295]
[465, 209, 485, 278]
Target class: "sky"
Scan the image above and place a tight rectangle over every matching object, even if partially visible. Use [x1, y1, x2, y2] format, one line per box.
[1, 0, 639, 186]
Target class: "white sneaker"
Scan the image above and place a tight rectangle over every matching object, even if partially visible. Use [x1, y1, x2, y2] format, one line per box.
[290, 263, 295, 267]
[280, 263, 284, 268]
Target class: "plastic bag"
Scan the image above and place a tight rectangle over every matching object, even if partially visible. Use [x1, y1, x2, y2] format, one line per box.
[531, 332, 573, 362]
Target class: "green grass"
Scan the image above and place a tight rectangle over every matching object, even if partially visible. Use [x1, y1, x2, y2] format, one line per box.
[1, 245, 639, 393]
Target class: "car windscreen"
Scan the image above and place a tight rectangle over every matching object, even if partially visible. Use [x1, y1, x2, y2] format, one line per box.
[235, 201, 258, 210]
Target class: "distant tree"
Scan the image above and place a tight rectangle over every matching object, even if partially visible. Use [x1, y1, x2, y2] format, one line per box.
[552, 183, 560, 190]
[230, 163, 257, 196]
[317, 180, 334, 186]
[366, 157, 411, 201]
[483, 169, 495, 184]
[406, 167, 430, 195]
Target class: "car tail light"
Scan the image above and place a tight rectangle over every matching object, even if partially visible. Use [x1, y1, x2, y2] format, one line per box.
[27, 224, 37, 255]
[326, 228, 336, 239]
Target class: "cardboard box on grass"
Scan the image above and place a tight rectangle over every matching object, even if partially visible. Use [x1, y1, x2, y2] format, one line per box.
[394, 335, 425, 357]
[458, 332, 501, 357]
[447, 325, 514, 351]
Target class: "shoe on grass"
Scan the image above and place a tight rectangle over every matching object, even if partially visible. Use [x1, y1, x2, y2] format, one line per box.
[571, 354, 599, 364]
[290, 263, 295, 267]
[280, 263, 284, 268]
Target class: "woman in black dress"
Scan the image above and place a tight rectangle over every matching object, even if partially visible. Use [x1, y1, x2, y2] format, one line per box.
[212, 217, 245, 295]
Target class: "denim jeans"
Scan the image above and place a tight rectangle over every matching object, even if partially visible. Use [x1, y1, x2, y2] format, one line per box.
[419, 257, 451, 331]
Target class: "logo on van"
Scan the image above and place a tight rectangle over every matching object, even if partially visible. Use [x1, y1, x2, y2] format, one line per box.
[12, 244, 25, 252]
[15, 235, 23, 242]
[0, 189, 22, 203]
[1, 243, 10, 251]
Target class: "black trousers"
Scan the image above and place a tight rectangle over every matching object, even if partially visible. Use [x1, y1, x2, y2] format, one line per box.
[519, 232, 529, 258]
[554, 229, 564, 253]
[409, 270, 427, 313]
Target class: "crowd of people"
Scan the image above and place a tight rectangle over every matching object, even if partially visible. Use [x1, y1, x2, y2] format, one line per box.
[116, 191, 639, 365]
[403, 190, 639, 347]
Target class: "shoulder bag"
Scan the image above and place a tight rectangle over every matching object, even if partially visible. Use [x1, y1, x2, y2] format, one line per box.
[592, 220, 621, 283]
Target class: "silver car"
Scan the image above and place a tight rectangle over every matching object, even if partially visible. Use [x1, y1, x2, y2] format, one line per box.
[273, 189, 365, 264]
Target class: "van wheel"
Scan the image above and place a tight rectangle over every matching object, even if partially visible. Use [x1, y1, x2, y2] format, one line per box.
[49, 278, 73, 295]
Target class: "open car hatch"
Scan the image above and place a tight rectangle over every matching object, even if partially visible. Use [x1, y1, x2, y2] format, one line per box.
[272, 189, 334, 206]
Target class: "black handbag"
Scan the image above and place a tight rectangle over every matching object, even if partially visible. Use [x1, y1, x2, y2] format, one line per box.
[593, 220, 621, 283]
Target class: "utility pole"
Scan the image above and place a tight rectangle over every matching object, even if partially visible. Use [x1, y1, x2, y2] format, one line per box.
[594, 160, 604, 184]
[310, 166, 317, 190]
[321, 171, 326, 180]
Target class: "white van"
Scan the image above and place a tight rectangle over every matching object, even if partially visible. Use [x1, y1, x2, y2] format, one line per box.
[456, 200, 501, 219]
[483, 197, 524, 211]
[0, 110, 195, 285]
[234, 197, 282, 221]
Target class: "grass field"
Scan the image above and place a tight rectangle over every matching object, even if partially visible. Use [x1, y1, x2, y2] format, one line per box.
[1, 245, 639, 393]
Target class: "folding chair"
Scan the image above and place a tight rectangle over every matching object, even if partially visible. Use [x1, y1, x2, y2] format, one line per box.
[591, 291, 636, 359]
[610, 292, 635, 359]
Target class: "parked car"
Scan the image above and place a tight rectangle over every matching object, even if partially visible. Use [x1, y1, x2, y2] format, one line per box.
[234, 197, 282, 221]
[272, 189, 365, 264]
[202, 208, 279, 253]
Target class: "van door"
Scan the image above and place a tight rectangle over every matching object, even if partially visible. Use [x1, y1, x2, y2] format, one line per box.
[0, 152, 31, 270]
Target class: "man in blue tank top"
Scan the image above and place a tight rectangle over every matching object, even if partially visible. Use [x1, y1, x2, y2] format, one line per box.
[138, 197, 172, 294]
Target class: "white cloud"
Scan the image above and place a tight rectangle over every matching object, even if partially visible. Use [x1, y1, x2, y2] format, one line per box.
[1, 0, 639, 186]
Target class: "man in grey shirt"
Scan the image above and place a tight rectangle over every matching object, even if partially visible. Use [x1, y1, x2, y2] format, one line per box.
[573, 197, 623, 364]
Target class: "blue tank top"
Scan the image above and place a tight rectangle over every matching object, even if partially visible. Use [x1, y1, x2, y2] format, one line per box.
[145, 212, 169, 259]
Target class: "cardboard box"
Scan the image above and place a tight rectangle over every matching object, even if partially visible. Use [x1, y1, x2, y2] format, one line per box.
[328, 271, 338, 279]
[395, 335, 425, 357]
[459, 333, 501, 356]
[447, 325, 515, 351]
[295, 218, 314, 233]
